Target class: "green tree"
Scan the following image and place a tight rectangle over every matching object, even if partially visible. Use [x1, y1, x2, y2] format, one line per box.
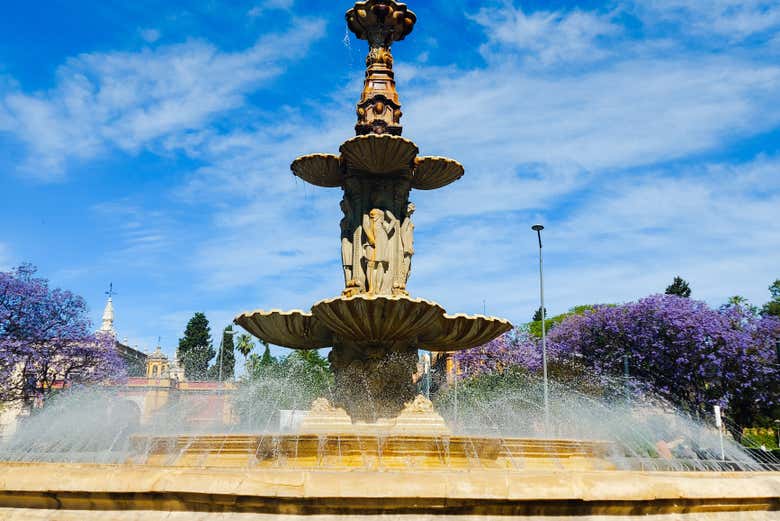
[208, 325, 236, 381]
[528, 305, 598, 339]
[236, 334, 255, 359]
[761, 279, 780, 317]
[234, 348, 333, 429]
[724, 295, 760, 316]
[532, 306, 546, 322]
[177, 312, 215, 380]
[665, 276, 691, 298]
[259, 344, 275, 367]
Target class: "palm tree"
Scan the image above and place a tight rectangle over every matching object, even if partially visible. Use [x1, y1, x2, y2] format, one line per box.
[235, 334, 255, 371]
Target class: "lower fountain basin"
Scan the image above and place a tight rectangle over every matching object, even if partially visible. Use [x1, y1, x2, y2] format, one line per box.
[126, 432, 618, 471]
[235, 294, 513, 352]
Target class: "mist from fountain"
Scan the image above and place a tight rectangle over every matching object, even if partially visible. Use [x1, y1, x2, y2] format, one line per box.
[2, 365, 776, 472]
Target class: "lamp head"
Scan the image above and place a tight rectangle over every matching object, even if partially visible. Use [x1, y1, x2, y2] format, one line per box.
[531, 224, 544, 232]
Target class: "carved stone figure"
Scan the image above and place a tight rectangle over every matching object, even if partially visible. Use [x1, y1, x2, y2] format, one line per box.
[364, 208, 394, 294]
[344, 177, 366, 296]
[382, 209, 401, 294]
[395, 202, 415, 294]
[340, 198, 354, 287]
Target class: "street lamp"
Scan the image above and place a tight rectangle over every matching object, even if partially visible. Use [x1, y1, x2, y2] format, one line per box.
[531, 224, 550, 431]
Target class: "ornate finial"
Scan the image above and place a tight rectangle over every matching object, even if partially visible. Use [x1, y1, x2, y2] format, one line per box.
[100, 284, 116, 336]
[346, 1, 416, 136]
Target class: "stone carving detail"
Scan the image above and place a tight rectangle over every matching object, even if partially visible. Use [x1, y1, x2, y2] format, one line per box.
[340, 197, 359, 293]
[403, 394, 434, 413]
[396, 202, 414, 294]
[310, 397, 337, 412]
[347, 0, 416, 136]
[340, 174, 414, 297]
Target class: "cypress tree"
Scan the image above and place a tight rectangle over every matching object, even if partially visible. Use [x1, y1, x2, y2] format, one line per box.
[209, 325, 236, 381]
[177, 312, 214, 380]
[259, 343, 275, 367]
[665, 276, 691, 298]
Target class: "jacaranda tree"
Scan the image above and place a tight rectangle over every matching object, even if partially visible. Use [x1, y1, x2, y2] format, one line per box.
[0, 264, 125, 404]
[453, 294, 780, 437]
[546, 295, 779, 435]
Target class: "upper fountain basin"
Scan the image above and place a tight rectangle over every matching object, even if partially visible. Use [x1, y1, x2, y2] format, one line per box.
[291, 134, 464, 190]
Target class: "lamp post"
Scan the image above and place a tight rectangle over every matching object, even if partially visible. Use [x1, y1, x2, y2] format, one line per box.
[532, 224, 550, 431]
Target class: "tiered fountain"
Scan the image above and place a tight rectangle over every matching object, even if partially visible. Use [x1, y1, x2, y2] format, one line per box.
[0, 2, 778, 519]
[235, 0, 512, 424]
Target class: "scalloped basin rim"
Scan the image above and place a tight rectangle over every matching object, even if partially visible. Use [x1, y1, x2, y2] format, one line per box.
[442, 312, 512, 324]
[313, 293, 444, 309]
[236, 296, 514, 351]
[235, 308, 313, 320]
[340, 133, 419, 147]
[292, 152, 339, 161]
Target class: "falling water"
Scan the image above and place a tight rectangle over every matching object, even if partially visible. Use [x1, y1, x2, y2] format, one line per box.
[0, 365, 777, 472]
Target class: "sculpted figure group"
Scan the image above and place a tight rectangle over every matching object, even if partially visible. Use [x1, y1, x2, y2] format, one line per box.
[340, 179, 415, 297]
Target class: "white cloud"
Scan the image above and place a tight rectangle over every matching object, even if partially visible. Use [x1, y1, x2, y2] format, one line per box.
[91, 200, 176, 267]
[248, 0, 295, 17]
[632, 0, 780, 41]
[139, 28, 161, 43]
[404, 154, 780, 322]
[471, 3, 621, 66]
[0, 17, 326, 180]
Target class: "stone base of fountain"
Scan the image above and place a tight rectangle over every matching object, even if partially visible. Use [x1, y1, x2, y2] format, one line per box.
[127, 433, 618, 472]
[298, 395, 450, 436]
[125, 397, 617, 471]
[0, 462, 778, 519]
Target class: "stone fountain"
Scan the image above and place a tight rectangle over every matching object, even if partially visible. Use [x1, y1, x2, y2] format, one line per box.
[0, 2, 778, 519]
[235, 0, 511, 423]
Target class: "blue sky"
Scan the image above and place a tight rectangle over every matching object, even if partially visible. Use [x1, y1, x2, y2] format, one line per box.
[1, 0, 779, 359]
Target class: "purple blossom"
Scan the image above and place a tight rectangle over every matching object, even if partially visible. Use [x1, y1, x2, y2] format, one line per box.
[455, 294, 779, 433]
[0, 264, 125, 403]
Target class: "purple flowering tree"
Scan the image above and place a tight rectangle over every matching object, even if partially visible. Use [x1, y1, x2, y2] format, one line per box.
[453, 330, 540, 378]
[546, 295, 779, 434]
[717, 302, 780, 432]
[0, 264, 125, 404]
[453, 294, 779, 435]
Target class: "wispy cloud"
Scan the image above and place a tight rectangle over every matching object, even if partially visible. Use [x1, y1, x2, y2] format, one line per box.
[632, 0, 780, 41]
[248, 0, 295, 17]
[0, 17, 326, 180]
[471, 3, 621, 66]
[139, 28, 161, 43]
[91, 200, 176, 267]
